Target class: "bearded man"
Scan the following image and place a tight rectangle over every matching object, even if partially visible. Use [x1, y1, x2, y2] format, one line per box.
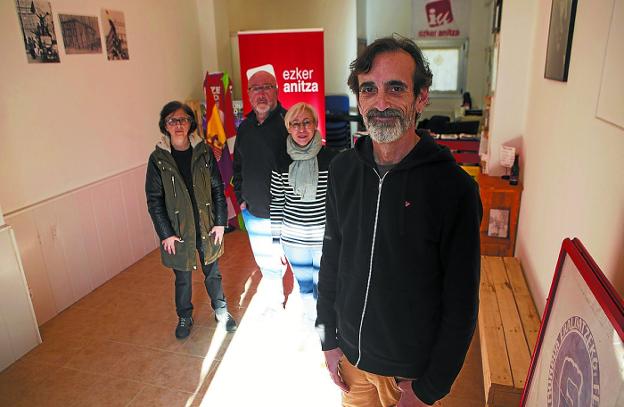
[316, 37, 483, 407]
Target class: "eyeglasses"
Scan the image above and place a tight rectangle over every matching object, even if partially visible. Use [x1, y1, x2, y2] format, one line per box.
[248, 84, 277, 94]
[165, 117, 192, 126]
[289, 119, 314, 131]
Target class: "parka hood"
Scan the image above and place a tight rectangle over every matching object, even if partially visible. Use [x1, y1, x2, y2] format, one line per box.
[156, 132, 205, 153]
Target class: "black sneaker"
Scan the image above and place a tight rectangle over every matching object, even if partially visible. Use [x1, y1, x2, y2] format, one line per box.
[175, 316, 193, 339]
[215, 311, 238, 333]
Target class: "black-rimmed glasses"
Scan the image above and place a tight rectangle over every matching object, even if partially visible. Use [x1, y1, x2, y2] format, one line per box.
[248, 84, 277, 94]
[165, 117, 192, 126]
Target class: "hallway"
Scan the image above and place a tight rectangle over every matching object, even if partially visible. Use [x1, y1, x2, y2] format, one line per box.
[0, 230, 485, 406]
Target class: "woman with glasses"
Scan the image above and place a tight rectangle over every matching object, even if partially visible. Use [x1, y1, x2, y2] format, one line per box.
[146, 100, 237, 339]
[269, 102, 337, 331]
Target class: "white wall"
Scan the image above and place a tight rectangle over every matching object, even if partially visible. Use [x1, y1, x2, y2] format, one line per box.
[212, 0, 357, 99]
[0, 0, 211, 325]
[486, 0, 538, 175]
[195, 0, 220, 74]
[213, 0, 233, 87]
[465, 0, 492, 111]
[0, 0, 204, 213]
[503, 0, 624, 312]
[365, 0, 412, 42]
[357, 0, 367, 39]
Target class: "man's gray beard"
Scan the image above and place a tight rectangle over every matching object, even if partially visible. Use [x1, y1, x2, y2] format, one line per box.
[254, 104, 270, 116]
[367, 121, 404, 143]
[366, 111, 415, 144]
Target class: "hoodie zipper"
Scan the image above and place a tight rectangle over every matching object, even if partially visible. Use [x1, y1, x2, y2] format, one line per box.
[356, 168, 386, 366]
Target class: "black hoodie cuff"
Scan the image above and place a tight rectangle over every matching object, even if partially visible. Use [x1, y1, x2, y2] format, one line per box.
[411, 378, 440, 406]
[318, 323, 338, 351]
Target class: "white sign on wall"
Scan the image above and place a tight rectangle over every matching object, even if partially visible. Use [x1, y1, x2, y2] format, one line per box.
[412, 0, 472, 39]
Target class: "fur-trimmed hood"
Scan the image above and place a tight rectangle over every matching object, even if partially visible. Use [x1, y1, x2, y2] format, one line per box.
[156, 132, 204, 152]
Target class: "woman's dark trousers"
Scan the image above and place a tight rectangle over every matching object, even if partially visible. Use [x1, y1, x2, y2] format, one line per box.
[173, 246, 226, 318]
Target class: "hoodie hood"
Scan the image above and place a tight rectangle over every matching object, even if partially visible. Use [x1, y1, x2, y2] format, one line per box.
[354, 129, 455, 171]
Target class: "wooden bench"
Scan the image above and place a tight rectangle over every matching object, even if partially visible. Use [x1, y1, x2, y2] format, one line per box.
[478, 256, 541, 406]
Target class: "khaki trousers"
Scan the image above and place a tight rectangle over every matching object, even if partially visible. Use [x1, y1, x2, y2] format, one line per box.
[339, 355, 401, 407]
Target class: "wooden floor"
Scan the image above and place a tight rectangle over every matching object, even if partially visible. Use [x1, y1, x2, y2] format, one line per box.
[0, 230, 485, 406]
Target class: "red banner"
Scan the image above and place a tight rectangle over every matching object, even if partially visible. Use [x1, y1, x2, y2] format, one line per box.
[238, 29, 326, 138]
[203, 72, 240, 225]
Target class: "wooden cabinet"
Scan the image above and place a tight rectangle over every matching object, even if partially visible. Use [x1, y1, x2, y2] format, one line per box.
[477, 174, 522, 256]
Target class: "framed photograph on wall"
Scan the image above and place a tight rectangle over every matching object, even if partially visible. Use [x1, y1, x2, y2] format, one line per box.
[487, 208, 509, 238]
[15, 0, 60, 63]
[544, 0, 578, 81]
[521, 238, 624, 406]
[59, 15, 102, 54]
[101, 9, 129, 60]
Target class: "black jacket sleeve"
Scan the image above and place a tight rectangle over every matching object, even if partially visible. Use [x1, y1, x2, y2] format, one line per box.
[145, 154, 175, 241]
[232, 130, 243, 205]
[316, 159, 342, 351]
[411, 180, 483, 405]
[207, 147, 227, 226]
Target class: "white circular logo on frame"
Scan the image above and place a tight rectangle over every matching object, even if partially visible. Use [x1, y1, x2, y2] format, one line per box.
[547, 316, 600, 407]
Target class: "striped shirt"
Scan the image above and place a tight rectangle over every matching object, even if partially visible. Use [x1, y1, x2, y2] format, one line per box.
[270, 147, 337, 248]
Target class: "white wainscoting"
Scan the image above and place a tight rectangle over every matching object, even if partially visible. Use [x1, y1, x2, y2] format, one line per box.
[0, 225, 41, 371]
[5, 164, 159, 326]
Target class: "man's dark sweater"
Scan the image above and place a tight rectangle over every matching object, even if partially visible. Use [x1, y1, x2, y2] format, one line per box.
[232, 103, 288, 218]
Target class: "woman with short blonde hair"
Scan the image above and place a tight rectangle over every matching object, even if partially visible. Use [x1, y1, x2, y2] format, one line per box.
[270, 102, 338, 327]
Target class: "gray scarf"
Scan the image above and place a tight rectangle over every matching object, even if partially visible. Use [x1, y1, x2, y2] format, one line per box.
[287, 130, 322, 201]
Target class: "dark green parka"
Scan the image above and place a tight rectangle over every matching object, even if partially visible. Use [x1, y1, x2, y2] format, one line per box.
[145, 133, 226, 271]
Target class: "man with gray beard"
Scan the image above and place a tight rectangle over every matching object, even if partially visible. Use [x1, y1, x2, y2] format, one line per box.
[316, 37, 482, 406]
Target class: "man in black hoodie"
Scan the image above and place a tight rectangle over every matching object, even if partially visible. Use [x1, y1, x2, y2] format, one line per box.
[317, 37, 483, 406]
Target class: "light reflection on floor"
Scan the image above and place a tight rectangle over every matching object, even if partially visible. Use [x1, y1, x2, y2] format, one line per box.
[198, 280, 342, 406]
